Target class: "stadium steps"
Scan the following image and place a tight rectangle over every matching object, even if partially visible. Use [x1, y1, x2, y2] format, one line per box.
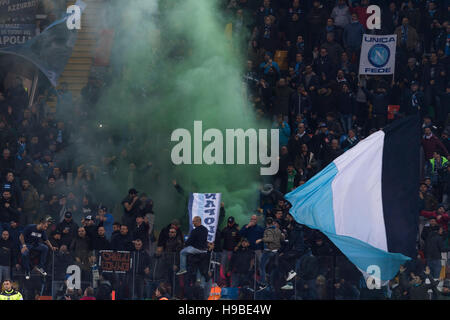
[51, 0, 107, 107]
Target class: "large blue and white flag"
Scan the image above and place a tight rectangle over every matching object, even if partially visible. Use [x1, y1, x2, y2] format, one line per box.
[359, 34, 397, 75]
[188, 193, 222, 242]
[285, 115, 420, 281]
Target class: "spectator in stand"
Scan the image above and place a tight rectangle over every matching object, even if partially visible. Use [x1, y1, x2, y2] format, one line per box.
[92, 226, 110, 251]
[419, 182, 439, 212]
[401, 81, 426, 117]
[341, 129, 359, 151]
[0, 149, 14, 178]
[0, 230, 16, 283]
[349, 0, 369, 28]
[121, 188, 141, 233]
[176, 216, 208, 276]
[220, 216, 240, 283]
[343, 13, 364, 61]
[239, 214, 264, 260]
[133, 214, 150, 251]
[20, 218, 56, 279]
[421, 204, 449, 232]
[146, 246, 169, 299]
[273, 114, 291, 148]
[423, 222, 446, 279]
[96, 206, 114, 241]
[158, 219, 184, 249]
[56, 211, 78, 247]
[82, 215, 97, 241]
[294, 143, 319, 180]
[70, 227, 92, 272]
[21, 179, 39, 226]
[422, 53, 447, 119]
[259, 51, 280, 75]
[0, 189, 19, 231]
[111, 222, 121, 240]
[80, 287, 96, 300]
[337, 83, 356, 133]
[279, 218, 306, 289]
[49, 230, 62, 249]
[3, 172, 23, 212]
[259, 15, 279, 53]
[422, 126, 449, 161]
[289, 85, 311, 130]
[321, 32, 344, 66]
[395, 17, 419, 62]
[229, 238, 254, 287]
[360, 81, 391, 130]
[162, 226, 183, 279]
[274, 78, 294, 119]
[256, 217, 284, 289]
[331, 0, 351, 43]
[111, 224, 134, 252]
[306, 0, 328, 49]
[132, 238, 151, 300]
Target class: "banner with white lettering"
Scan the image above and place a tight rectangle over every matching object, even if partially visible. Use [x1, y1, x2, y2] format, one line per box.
[0, 24, 34, 47]
[359, 34, 397, 75]
[0, 0, 38, 24]
[188, 193, 221, 242]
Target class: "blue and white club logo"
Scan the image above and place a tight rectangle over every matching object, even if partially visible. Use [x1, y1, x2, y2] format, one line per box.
[368, 44, 390, 68]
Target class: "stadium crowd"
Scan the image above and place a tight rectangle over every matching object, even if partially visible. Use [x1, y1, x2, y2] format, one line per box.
[0, 0, 449, 300]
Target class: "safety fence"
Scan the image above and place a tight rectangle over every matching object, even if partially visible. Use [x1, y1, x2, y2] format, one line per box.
[7, 250, 450, 300]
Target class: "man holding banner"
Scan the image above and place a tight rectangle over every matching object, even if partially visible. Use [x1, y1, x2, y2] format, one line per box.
[176, 216, 208, 276]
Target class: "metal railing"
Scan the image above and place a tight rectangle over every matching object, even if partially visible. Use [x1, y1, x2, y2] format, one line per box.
[7, 250, 450, 300]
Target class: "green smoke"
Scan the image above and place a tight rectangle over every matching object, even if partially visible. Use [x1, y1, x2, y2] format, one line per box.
[84, 0, 267, 231]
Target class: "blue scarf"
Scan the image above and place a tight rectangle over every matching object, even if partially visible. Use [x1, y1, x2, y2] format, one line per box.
[401, 25, 408, 44]
[411, 92, 419, 108]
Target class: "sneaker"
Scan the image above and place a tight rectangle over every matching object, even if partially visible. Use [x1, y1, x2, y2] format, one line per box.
[35, 267, 47, 276]
[25, 272, 30, 280]
[257, 284, 267, 291]
[176, 269, 187, 276]
[286, 270, 297, 281]
[281, 283, 293, 290]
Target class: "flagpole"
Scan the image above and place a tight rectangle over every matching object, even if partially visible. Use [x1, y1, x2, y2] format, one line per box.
[28, 68, 39, 108]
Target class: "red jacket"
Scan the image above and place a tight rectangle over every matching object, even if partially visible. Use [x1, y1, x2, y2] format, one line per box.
[420, 210, 449, 231]
[422, 135, 449, 160]
[80, 296, 96, 300]
[349, 6, 369, 28]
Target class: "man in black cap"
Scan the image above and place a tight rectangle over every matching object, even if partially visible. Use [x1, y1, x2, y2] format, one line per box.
[56, 211, 79, 247]
[121, 188, 141, 233]
[219, 216, 241, 284]
[401, 80, 426, 117]
[82, 215, 97, 242]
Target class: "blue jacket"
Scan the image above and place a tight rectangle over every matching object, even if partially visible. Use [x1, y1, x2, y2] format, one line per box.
[273, 121, 291, 147]
[185, 225, 208, 250]
[343, 22, 364, 49]
[239, 224, 264, 250]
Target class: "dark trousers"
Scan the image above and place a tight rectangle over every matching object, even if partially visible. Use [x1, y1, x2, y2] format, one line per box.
[22, 243, 49, 272]
[371, 114, 387, 130]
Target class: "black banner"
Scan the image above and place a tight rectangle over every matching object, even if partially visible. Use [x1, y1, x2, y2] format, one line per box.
[0, 0, 38, 24]
[99, 250, 132, 273]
